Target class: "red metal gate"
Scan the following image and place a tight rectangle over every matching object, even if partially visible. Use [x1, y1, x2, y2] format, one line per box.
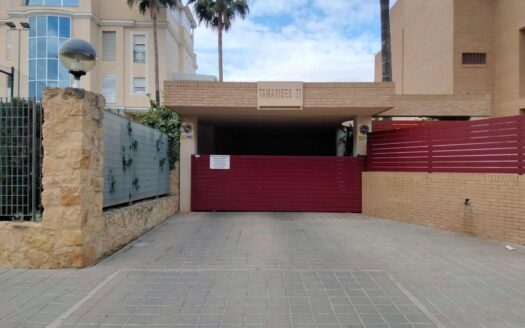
[191, 155, 365, 212]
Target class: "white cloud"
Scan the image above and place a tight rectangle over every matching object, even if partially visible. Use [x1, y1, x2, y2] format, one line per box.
[250, 0, 309, 16]
[192, 0, 384, 82]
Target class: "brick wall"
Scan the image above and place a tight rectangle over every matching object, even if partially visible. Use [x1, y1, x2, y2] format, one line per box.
[164, 81, 396, 109]
[388, 0, 454, 95]
[164, 81, 491, 117]
[363, 172, 525, 245]
[453, 0, 495, 98]
[494, 0, 525, 117]
[388, 94, 491, 117]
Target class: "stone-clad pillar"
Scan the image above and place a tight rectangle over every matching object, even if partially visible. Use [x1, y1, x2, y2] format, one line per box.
[41, 88, 105, 267]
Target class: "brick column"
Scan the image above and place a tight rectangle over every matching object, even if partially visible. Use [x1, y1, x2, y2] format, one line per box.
[41, 88, 105, 267]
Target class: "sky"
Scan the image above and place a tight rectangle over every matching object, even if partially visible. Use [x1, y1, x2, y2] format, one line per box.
[192, 0, 397, 82]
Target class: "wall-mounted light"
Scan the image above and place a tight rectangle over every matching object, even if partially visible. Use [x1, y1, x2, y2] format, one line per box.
[59, 38, 97, 89]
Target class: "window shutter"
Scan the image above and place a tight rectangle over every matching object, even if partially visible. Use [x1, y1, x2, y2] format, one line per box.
[102, 75, 116, 103]
[133, 34, 146, 45]
[102, 31, 116, 61]
[133, 77, 146, 94]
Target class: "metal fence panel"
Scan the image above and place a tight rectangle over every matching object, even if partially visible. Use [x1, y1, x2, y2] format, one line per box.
[0, 98, 43, 221]
[103, 111, 170, 208]
[367, 115, 525, 174]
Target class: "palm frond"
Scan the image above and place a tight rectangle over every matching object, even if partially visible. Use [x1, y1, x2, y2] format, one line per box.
[128, 0, 179, 15]
[188, 0, 250, 32]
[193, 0, 219, 30]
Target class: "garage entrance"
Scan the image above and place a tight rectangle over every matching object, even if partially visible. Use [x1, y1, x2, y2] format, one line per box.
[192, 155, 365, 212]
[198, 123, 339, 156]
[166, 81, 394, 212]
[192, 121, 364, 213]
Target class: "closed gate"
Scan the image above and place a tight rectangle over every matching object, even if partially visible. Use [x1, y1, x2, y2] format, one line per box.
[191, 155, 365, 212]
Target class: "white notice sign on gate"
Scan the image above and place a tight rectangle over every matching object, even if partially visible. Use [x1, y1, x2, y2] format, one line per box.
[210, 155, 230, 170]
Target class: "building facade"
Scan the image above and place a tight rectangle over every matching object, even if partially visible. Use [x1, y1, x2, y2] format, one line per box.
[0, 0, 198, 111]
[163, 80, 493, 211]
[376, 0, 525, 117]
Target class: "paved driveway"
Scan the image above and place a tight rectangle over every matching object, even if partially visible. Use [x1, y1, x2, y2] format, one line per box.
[1, 213, 525, 328]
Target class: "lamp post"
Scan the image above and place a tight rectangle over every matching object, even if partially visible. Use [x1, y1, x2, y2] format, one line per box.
[5, 21, 30, 97]
[0, 67, 14, 98]
[59, 38, 97, 89]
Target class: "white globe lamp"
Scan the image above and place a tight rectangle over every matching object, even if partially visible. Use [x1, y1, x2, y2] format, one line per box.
[59, 38, 97, 88]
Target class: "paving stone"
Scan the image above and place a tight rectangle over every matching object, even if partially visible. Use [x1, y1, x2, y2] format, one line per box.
[1, 213, 525, 328]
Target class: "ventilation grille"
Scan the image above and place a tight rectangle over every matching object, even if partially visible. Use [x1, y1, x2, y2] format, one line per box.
[462, 53, 486, 65]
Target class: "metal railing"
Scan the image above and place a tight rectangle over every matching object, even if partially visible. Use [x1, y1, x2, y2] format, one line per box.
[0, 65, 46, 99]
[0, 98, 43, 221]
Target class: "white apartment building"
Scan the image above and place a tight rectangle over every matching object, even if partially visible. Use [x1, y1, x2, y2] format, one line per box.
[0, 0, 199, 111]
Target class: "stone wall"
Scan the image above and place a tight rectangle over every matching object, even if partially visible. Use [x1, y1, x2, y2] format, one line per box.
[96, 195, 178, 260]
[90, 166, 179, 262]
[363, 172, 525, 245]
[0, 89, 104, 268]
[0, 89, 179, 268]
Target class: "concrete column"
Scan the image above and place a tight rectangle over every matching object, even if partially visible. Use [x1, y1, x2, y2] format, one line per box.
[179, 116, 198, 212]
[353, 116, 373, 156]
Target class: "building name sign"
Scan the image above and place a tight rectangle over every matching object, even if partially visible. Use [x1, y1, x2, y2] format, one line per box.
[257, 82, 303, 110]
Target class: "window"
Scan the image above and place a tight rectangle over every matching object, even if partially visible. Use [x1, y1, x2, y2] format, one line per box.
[133, 35, 146, 63]
[25, 0, 79, 6]
[28, 16, 71, 98]
[102, 76, 116, 103]
[6, 30, 12, 60]
[462, 53, 487, 65]
[133, 77, 146, 94]
[102, 31, 116, 61]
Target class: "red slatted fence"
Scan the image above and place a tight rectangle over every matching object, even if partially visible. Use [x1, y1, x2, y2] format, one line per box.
[372, 120, 447, 132]
[367, 115, 525, 174]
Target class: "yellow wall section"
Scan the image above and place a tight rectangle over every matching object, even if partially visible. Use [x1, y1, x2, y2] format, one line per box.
[363, 172, 525, 245]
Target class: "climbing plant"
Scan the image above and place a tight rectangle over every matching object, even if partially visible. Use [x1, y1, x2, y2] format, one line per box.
[136, 96, 180, 170]
[108, 169, 117, 194]
[121, 146, 133, 172]
[338, 126, 354, 157]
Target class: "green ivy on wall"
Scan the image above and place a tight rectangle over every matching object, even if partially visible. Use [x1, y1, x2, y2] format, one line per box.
[136, 97, 180, 170]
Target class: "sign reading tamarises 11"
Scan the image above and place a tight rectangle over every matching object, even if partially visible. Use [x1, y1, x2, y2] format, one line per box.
[257, 82, 304, 110]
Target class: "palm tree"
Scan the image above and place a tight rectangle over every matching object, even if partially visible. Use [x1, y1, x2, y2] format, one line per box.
[380, 0, 392, 82]
[188, 0, 249, 82]
[127, 0, 177, 106]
